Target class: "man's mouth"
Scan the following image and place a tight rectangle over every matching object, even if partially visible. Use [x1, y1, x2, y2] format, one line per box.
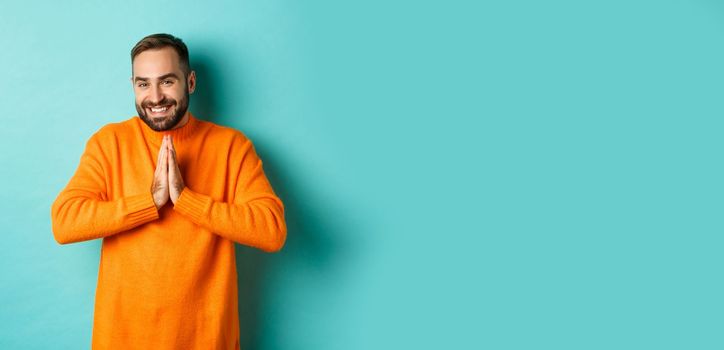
[147, 105, 172, 116]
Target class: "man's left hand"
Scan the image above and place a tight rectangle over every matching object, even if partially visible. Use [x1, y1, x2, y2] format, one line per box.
[167, 135, 186, 204]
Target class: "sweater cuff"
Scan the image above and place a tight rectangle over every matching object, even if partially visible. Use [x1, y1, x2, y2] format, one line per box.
[123, 192, 159, 225]
[173, 187, 212, 224]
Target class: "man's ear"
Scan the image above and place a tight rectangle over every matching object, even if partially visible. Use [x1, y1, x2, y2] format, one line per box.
[187, 71, 196, 94]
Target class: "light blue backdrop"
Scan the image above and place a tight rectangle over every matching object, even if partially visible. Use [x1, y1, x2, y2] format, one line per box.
[1, 0, 723, 348]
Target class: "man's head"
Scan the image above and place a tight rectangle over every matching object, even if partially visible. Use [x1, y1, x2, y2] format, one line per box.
[131, 33, 196, 132]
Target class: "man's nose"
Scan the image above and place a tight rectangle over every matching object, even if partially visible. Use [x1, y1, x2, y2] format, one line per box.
[149, 85, 163, 103]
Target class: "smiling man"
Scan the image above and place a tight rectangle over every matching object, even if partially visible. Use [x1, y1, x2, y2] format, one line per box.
[51, 33, 287, 350]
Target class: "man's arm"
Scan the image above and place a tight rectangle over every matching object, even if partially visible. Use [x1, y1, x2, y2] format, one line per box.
[51, 132, 159, 245]
[172, 137, 287, 253]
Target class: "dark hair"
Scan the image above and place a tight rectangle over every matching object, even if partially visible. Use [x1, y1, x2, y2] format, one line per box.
[131, 33, 190, 76]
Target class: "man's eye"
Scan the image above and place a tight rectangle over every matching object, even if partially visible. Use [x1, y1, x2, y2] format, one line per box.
[162, 80, 173, 85]
[137, 83, 148, 88]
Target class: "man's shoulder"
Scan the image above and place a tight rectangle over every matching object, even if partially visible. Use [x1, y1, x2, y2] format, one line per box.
[201, 119, 252, 144]
[90, 116, 140, 140]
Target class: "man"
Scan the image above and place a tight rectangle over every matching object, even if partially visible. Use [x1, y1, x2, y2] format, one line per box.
[51, 33, 287, 349]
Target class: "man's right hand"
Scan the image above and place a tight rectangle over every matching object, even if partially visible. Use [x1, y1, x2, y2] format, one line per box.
[151, 135, 170, 210]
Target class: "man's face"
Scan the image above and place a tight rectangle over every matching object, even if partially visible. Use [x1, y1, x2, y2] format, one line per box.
[131, 47, 195, 131]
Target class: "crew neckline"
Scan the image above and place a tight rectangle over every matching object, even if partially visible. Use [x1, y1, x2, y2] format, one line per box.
[138, 112, 201, 144]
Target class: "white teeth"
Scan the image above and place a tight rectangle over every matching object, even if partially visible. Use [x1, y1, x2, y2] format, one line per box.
[150, 106, 169, 113]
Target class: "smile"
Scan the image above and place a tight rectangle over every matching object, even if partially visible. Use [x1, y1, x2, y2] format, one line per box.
[148, 105, 171, 114]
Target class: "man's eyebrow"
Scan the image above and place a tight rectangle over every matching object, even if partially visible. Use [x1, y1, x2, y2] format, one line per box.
[133, 73, 181, 83]
[158, 73, 181, 80]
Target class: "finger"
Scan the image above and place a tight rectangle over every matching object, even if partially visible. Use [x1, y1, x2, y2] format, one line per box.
[168, 146, 176, 173]
[170, 137, 180, 162]
[156, 136, 166, 170]
[170, 144, 178, 165]
[154, 137, 168, 186]
[167, 136, 177, 164]
[161, 139, 169, 176]
[174, 156, 182, 182]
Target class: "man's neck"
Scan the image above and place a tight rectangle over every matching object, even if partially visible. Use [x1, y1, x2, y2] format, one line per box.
[171, 112, 190, 130]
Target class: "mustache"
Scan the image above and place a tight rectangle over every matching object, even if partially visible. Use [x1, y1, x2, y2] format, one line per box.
[142, 97, 176, 109]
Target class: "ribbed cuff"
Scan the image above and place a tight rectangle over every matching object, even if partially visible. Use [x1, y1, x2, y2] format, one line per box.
[173, 187, 212, 224]
[123, 192, 160, 225]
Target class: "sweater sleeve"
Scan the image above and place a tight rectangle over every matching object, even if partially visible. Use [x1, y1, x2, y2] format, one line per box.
[51, 132, 160, 245]
[172, 137, 287, 252]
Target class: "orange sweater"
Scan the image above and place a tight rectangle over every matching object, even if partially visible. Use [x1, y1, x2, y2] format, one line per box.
[51, 113, 286, 349]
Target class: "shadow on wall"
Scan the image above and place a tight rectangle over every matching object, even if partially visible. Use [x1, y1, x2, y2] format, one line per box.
[188, 53, 220, 121]
[190, 51, 346, 349]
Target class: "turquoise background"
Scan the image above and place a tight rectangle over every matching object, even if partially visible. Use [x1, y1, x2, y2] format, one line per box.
[1, 0, 723, 348]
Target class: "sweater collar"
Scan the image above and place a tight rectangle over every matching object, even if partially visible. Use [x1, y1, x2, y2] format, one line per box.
[139, 112, 201, 144]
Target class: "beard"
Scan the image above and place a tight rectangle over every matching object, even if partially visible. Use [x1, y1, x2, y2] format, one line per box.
[136, 88, 190, 132]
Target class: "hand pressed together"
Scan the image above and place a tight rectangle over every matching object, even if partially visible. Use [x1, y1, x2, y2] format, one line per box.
[151, 135, 186, 210]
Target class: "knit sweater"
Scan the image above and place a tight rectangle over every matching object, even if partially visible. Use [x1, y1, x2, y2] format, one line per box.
[50, 112, 286, 350]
